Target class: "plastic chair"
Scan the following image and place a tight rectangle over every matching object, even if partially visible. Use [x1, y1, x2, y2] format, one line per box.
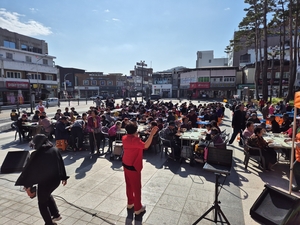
[158, 131, 175, 159]
[150, 133, 160, 153]
[242, 138, 266, 170]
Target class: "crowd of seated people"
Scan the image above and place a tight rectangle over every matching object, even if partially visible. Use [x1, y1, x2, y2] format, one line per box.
[18, 98, 229, 160]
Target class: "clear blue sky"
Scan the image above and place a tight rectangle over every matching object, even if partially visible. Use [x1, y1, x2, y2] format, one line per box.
[0, 0, 247, 75]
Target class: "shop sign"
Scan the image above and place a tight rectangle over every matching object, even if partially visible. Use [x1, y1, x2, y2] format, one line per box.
[46, 85, 58, 89]
[6, 81, 29, 89]
[237, 83, 255, 89]
[210, 83, 236, 88]
[189, 82, 210, 89]
[33, 84, 45, 89]
[258, 78, 289, 85]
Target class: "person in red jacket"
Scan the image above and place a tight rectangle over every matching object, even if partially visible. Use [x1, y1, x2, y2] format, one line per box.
[122, 123, 158, 217]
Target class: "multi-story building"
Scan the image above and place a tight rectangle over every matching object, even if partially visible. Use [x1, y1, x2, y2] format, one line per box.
[196, 50, 228, 68]
[180, 67, 238, 99]
[0, 28, 58, 105]
[57, 66, 85, 99]
[152, 72, 172, 98]
[74, 72, 125, 98]
[130, 64, 153, 98]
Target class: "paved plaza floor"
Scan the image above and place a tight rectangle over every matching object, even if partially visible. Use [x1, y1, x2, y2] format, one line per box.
[0, 101, 299, 225]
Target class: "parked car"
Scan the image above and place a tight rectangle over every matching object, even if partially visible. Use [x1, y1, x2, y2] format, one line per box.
[42, 98, 59, 107]
[90, 95, 103, 100]
[137, 92, 142, 96]
[149, 94, 161, 101]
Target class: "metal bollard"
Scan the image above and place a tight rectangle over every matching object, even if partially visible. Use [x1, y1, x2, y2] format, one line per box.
[78, 98, 79, 105]
[86, 97, 87, 105]
[68, 99, 70, 106]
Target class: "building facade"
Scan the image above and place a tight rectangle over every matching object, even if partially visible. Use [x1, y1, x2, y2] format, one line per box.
[74, 72, 126, 98]
[57, 66, 85, 99]
[0, 28, 58, 105]
[196, 50, 228, 68]
[179, 67, 238, 99]
[152, 72, 172, 98]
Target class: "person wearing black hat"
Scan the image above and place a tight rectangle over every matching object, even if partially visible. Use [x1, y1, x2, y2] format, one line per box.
[15, 134, 69, 225]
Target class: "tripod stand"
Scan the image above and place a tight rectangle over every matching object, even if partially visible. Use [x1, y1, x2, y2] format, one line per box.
[192, 173, 230, 225]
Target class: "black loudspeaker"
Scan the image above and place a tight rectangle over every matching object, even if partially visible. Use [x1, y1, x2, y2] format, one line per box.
[1, 151, 30, 174]
[250, 184, 300, 225]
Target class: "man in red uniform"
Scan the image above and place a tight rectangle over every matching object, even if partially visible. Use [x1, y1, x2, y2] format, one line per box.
[122, 123, 159, 216]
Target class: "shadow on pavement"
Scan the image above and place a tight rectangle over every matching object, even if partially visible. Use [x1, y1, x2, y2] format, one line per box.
[74, 154, 98, 179]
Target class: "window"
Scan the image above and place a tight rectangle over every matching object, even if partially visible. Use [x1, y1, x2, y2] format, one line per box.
[26, 56, 32, 63]
[213, 78, 216, 82]
[43, 59, 48, 65]
[107, 81, 113, 86]
[100, 80, 106, 86]
[21, 44, 28, 51]
[6, 52, 13, 59]
[220, 77, 223, 82]
[275, 72, 280, 79]
[30, 73, 41, 79]
[283, 72, 289, 78]
[83, 80, 89, 85]
[6, 71, 21, 78]
[240, 54, 251, 63]
[209, 59, 211, 63]
[33, 47, 42, 54]
[45, 75, 53, 80]
[92, 80, 97, 85]
[3, 40, 16, 49]
[267, 72, 271, 79]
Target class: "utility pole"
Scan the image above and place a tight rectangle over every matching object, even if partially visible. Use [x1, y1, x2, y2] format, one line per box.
[136, 61, 147, 103]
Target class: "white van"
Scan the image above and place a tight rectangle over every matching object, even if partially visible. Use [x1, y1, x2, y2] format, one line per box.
[43, 98, 59, 107]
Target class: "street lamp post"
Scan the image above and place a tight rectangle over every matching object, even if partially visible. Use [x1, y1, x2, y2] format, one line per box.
[27, 74, 33, 114]
[35, 54, 48, 100]
[136, 61, 147, 103]
[64, 73, 72, 99]
[269, 46, 278, 103]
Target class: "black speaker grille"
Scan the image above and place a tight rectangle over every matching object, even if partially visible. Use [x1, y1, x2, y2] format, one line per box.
[254, 188, 296, 224]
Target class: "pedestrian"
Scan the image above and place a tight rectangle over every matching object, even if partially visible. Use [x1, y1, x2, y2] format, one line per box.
[122, 123, 159, 217]
[15, 134, 69, 225]
[228, 103, 247, 145]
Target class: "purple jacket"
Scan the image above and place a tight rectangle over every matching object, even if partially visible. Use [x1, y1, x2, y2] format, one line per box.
[87, 116, 101, 133]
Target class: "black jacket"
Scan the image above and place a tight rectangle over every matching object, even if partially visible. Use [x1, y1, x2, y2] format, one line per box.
[55, 121, 69, 140]
[15, 146, 69, 188]
[232, 110, 246, 129]
[271, 120, 281, 133]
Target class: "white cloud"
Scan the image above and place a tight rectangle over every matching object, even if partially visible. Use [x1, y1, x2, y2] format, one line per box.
[224, 7, 230, 11]
[0, 8, 51, 36]
[112, 18, 120, 22]
[29, 8, 38, 13]
[105, 9, 110, 13]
